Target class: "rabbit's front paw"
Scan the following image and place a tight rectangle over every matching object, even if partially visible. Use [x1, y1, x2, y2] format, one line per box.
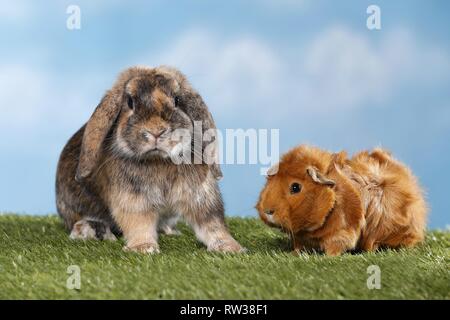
[70, 219, 117, 241]
[124, 242, 160, 254]
[159, 225, 181, 236]
[208, 238, 246, 253]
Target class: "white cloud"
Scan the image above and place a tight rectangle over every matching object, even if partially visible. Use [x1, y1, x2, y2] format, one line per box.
[301, 26, 389, 111]
[296, 26, 450, 113]
[143, 26, 450, 119]
[2, 25, 449, 151]
[0, 64, 106, 153]
[0, 66, 92, 128]
[381, 28, 450, 83]
[144, 30, 283, 118]
[0, 65, 48, 127]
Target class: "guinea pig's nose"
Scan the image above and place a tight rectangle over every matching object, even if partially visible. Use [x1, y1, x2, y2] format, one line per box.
[264, 209, 275, 216]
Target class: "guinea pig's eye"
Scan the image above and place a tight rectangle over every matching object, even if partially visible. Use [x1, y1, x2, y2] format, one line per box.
[127, 95, 134, 110]
[290, 182, 302, 194]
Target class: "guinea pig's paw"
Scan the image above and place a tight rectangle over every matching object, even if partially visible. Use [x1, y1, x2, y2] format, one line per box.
[123, 242, 160, 254]
[208, 238, 246, 253]
[324, 245, 344, 257]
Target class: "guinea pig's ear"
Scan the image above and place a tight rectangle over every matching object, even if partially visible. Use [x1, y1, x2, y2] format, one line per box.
[156, 66, 223, 180]
[307, 167, 335, 186]
[75, 91, 121, 181]
[266, 163, 279, 177]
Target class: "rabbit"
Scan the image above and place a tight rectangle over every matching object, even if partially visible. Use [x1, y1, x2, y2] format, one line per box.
[256, 145, 427, 256]
[56, 65, 244, 254]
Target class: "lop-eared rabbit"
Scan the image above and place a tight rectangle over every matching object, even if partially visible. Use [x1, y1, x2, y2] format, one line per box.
[56, 66, 243, 254]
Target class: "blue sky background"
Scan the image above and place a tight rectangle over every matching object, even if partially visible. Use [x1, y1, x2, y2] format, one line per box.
[0, 0, 449, 228]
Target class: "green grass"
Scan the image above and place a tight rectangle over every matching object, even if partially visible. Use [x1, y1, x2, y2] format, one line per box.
[0, 215, 448, 299]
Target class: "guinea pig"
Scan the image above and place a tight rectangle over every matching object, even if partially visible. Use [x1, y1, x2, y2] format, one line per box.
[256, 145, 428, 256]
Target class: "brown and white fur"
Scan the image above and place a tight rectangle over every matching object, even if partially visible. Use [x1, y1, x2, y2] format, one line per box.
[56, 66, 244, 254]
[256, 145, 427, 256]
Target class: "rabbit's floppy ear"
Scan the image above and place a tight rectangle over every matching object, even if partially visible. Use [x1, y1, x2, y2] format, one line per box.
[76, 92, 120, 181]
[306, 167, 335, 186]
[156, 66, 223, 180]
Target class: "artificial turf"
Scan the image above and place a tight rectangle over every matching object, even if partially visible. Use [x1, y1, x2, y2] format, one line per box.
[0, 215, 448, 299]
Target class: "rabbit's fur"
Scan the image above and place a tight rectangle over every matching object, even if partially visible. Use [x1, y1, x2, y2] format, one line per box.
[56, 66, 243, 253]
[256, 145, 427, 256]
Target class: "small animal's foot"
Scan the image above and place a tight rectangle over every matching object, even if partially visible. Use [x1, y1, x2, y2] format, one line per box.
[123, 242, 160, 254]
[207, 238, 246, 253]
[159, 226, 181, 236]
[70, 219, 117, 241]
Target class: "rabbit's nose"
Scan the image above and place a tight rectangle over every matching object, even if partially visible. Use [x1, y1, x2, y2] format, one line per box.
[146, 128, 167, 139]
[264, 209, 275, 216]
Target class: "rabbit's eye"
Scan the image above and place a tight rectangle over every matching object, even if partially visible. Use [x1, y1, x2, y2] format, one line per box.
[127, 95, 134, 110]
[290, 182, 302, 194]
[174, 96, 180, 107]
